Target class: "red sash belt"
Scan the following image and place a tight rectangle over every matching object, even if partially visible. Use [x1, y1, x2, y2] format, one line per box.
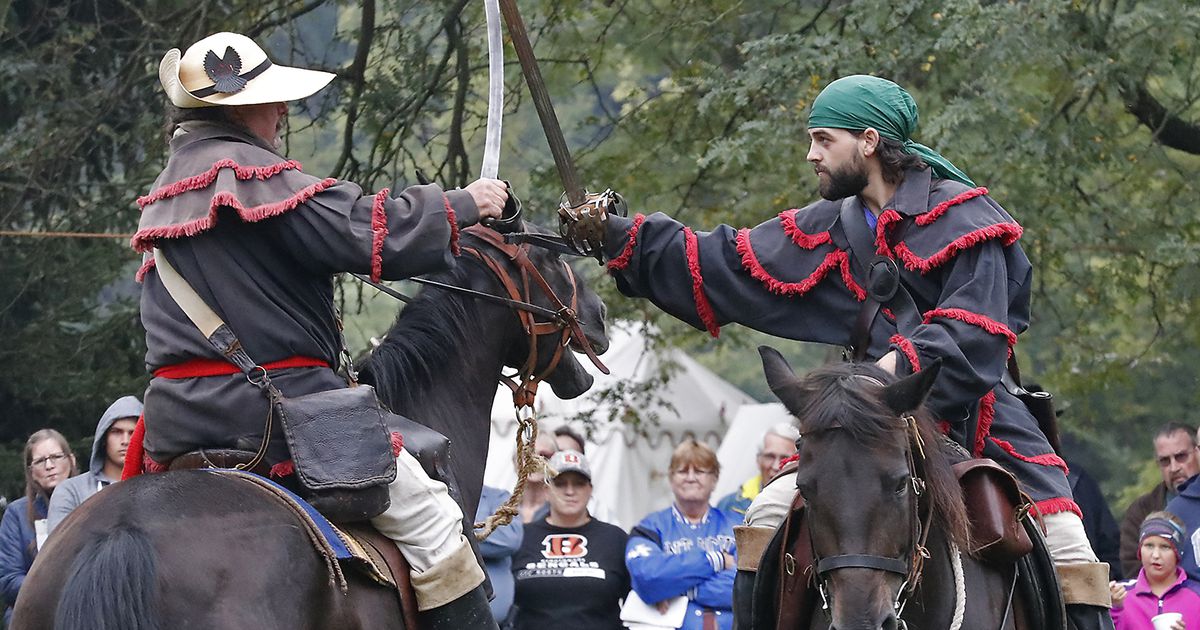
[153, 356, 329, 379]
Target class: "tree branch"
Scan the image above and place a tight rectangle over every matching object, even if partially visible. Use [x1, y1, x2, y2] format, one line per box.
[331, 0, 376, 180]
[1121, 82, 1200, 155]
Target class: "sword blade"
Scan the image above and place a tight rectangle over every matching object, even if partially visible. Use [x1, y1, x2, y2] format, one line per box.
[481, 0, 504, 179]
[497, 0, 585, 206]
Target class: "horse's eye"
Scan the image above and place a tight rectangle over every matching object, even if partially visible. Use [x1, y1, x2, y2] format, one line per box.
[894, 476, 911, 496]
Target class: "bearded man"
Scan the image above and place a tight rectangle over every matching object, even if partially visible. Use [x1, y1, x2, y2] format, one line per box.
[564, 75, 1113, 629]
[131, 32, 507, 628]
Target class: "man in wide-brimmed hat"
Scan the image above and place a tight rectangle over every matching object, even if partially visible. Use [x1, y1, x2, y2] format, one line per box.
[132, 31, 508, 628]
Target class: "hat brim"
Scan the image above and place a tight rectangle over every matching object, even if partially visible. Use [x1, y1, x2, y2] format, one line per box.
[162, 50, 334, 108]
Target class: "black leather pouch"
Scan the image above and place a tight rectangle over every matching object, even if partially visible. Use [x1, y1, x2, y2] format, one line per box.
[276, 385, 397, 521]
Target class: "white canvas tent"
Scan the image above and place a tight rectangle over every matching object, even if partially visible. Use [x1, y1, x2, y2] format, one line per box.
[483, 323, 755, 529]
[711, 402, 796, 500]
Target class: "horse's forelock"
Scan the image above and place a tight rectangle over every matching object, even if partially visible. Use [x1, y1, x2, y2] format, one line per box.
[793, 362, 972, 550]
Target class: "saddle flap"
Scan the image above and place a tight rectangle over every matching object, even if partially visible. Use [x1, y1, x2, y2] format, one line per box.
[953, 458, 1033, 562]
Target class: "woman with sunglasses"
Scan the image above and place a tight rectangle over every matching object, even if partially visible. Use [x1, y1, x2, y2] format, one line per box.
[0, 429, 77, 624]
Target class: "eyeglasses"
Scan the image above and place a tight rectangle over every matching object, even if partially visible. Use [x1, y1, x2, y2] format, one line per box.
[29, 453, 69, 469]
[671, 468, 714, 478]
[757, 452, 794, 463]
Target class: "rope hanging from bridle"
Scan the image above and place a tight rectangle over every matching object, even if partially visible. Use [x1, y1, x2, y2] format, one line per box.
[473, 407, 555, 540]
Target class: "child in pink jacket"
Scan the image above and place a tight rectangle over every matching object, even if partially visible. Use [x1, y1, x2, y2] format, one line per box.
[1110, 512, 1200, 629]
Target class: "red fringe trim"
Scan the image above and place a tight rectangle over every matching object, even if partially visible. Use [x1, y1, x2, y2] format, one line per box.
[779, 453, 800, 467]
[1035, 497, 1082, 519]
[893, 223, 1022, 274]
[137, 159, 305, 209]
[131, 178, 338, 252]
[936, 420, 951, 435]
[916, 187, 989, 226]
[134, 256, 157, 283]
[975, 391, 996, 457]
[443, 194, 461, 257]
[874, 209, 903, 257]
[143, 454, 170, 474]
[370, 188, 391, 282]
[390, 431, 404, 456]
[989, 436, 1069, 474]
[837, 254, 867, 300]
[923, 308, 1018, 346]
[737, 229, 859, 299]
[122, 415, 147, 480]
[889, 334, 921, 372]
[684, 228, 721, 338]
[779, 210, 831, 249]
[607, 214, 646, 272]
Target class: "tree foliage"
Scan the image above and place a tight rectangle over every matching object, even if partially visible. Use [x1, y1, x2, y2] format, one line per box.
[1, 0, 1197, 504]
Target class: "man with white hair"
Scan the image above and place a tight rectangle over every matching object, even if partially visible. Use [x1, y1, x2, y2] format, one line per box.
[716, 422, 798, 521]
[130, 31, 507, 628]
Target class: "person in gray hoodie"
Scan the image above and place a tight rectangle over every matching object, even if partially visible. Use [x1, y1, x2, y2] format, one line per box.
[46, 395, 142, 533]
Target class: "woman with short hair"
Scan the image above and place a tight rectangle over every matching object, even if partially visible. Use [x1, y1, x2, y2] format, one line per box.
[626, 439, 737, 630]
[0, 429, 77, 624]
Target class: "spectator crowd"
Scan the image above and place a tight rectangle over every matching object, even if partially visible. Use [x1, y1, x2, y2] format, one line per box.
[9, 409, 1200, 630]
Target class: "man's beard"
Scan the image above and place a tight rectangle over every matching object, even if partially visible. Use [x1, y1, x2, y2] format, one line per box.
[817, 154, 868, 201]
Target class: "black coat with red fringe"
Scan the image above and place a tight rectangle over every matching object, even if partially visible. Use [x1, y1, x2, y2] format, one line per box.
[132, 122, 479, 469]
[601, 167, 1078, 516]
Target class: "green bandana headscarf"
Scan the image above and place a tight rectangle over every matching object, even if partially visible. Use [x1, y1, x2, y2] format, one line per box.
[807, 75, 975, 187]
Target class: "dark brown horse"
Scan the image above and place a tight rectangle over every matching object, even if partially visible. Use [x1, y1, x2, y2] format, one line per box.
[11, 226, 608, 630]
[756, 347, 1049, 630]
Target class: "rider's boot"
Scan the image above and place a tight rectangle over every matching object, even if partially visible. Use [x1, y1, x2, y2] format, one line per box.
[411, 536, 496, 629]
[1058, 562, 1114, 630]
[732, 525, 776, 630]
[732, 570, 757, 630]
[416, 583, 497, 630]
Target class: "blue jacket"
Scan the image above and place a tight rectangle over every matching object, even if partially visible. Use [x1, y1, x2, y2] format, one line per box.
[475, 485, 523, 623]
[1166, 475, 1200, 583]
[626, 505, 737, 630]
[1, 496, 47, 625]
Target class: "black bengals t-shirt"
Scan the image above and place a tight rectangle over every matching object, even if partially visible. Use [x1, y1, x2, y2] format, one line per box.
[512, 517, 630, 630]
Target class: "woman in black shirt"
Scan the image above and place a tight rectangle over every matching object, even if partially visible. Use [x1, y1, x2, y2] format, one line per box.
[512, 449, 629, 628]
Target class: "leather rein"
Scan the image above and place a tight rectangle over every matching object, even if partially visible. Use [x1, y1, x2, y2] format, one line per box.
[807, 409, 934, 625]
[353, 225, 608, 410]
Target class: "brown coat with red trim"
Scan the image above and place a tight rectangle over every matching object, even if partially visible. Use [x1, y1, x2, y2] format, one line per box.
[601, 166, 1076, 515]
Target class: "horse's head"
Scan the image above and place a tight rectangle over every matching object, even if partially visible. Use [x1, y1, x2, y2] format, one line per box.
[758, 347, 966, 630]
[492, 222, 609, 400]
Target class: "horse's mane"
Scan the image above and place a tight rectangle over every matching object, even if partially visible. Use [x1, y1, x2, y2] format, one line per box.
[794, 362, 972, 550]
[359, 261, 477, 412]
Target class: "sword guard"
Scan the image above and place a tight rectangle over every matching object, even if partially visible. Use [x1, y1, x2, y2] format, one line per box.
[557, 188, 627, 262]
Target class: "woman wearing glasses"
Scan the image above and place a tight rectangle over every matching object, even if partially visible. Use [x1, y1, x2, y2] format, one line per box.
[0, 429, 77, 625]
[625, 440, 737, 630]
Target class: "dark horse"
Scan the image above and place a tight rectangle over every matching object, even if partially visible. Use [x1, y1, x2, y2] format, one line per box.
[756, 347, 1043, 630]
[12, 225, 608, 630]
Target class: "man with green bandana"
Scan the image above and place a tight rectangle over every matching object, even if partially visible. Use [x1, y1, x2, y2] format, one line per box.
[564, 75, 1113, 628]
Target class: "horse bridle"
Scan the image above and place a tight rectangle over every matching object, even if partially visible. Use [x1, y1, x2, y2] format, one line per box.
[806, 409, 934, 627]
[459, 225, 608, 407]
[353, 225, 608, 408]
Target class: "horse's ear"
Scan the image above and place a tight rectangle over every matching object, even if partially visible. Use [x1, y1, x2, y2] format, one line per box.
[759, 346, 805, 413]
[881, 358, 942, 415]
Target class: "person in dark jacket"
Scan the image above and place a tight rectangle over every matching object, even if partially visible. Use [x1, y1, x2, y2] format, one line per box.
[1067, 461, 1122, 581]
[562, 74, 1113, 628]
[132, 31, 507, 627]
[0, 429, 77, 625]
[1121, 422, 1200, 579]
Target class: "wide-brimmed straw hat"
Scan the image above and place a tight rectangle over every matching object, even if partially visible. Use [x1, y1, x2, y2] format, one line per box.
[159, 32, 335, 108]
